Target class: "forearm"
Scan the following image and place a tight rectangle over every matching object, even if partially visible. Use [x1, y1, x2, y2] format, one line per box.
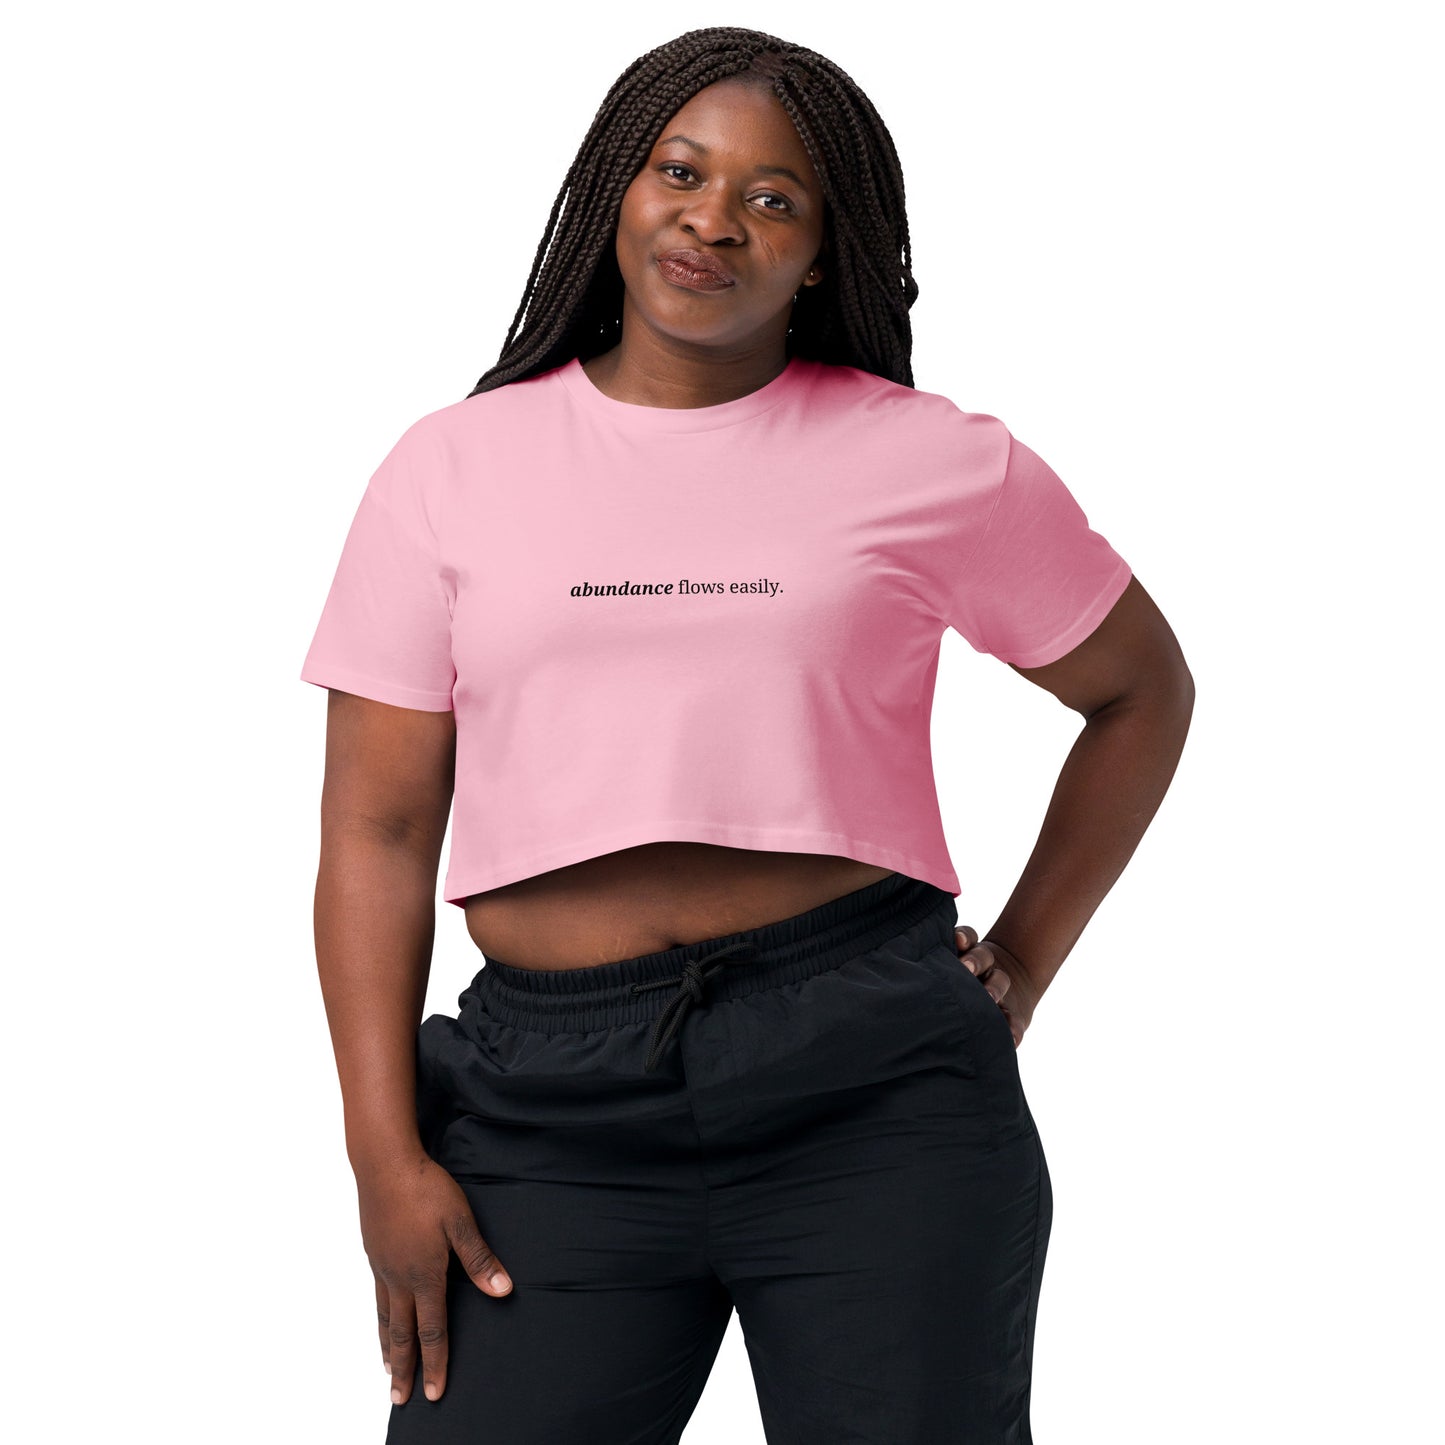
[985, 678, 1194, 997]
[313, 829, 440, 1177]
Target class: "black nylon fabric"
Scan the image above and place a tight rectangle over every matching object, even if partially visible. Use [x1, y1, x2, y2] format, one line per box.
[393, 871, 1052, 1444]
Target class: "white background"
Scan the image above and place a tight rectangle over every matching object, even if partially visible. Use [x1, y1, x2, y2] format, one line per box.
[6, 2, 1439, 1440]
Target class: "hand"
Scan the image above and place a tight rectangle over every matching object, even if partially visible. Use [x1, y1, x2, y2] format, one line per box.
[356, 1150, 513, 1406]
[953, 925, 1041, 1049]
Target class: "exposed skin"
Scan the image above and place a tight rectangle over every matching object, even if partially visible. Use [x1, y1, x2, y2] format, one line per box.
[577, 74, 827, 407]
[309, 74, 1195, 1409]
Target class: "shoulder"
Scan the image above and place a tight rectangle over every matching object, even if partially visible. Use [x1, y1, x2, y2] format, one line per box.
[364, 366, 564, 478]
[802, 360, 1010, 444]
[411, 364, 566, 443]
[375, 366, 567, 501]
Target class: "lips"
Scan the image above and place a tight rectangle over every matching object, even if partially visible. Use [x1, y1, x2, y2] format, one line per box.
[656, 248, 736, 290]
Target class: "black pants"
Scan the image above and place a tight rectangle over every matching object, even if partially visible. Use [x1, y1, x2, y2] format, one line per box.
[390, 871, 1052, 1444]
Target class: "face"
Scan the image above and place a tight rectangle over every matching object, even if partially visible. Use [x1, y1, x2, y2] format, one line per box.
[612, 77, 827, 353]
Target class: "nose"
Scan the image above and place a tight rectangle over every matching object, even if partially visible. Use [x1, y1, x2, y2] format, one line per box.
[677, 184, 745, 247]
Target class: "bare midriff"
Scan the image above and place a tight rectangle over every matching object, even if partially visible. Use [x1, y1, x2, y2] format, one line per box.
[460, 842, 900, 971]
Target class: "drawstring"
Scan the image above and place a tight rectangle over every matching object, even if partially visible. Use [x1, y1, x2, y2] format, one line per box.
[630, 939, 762, 1073]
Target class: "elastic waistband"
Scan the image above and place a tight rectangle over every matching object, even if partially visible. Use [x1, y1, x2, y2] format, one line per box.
[467, 871, 957, 1035]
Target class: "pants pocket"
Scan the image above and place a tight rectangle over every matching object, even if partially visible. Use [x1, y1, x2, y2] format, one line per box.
[923, 944, 1035, 1147]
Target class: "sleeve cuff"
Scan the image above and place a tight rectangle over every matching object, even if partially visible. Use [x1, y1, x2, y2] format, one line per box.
[994, 559, 1133, 669]
[299, 663, 454, 712]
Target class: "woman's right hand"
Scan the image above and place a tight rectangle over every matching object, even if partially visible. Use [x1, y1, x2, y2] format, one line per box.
[356, 1151, 514, 1406]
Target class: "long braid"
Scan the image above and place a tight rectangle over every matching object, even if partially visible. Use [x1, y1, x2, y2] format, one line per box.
[465, 27, 918, 397]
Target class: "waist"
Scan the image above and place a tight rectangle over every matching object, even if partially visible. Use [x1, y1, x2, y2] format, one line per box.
[461, 845, 902, 970]
[468, 868, 958, 1035]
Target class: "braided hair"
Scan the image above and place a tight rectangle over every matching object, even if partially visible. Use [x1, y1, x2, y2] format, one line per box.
[465, 27, 918, 398]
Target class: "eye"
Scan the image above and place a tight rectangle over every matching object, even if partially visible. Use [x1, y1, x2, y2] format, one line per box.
[657, 164, 794, 214]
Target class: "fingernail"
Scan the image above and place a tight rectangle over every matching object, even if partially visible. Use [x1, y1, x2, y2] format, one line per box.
[425, 1382, 439, 1401]
[391, 1387, 403, 1405]
[490, 1269, 512, 1292]
[964, 960, 976, 974]
[384, 1360, 392, 1375]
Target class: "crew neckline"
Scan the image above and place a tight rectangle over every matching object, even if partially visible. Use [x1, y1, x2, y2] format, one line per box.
[556, 353, 805, 433]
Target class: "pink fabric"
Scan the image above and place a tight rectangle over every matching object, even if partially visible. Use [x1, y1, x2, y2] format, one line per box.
[300, 356, 1132, 906]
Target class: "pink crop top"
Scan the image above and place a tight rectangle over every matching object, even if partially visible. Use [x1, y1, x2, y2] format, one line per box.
[299, 355, 1133, 907]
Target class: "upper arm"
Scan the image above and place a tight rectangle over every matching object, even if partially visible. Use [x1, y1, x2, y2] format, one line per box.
[299, 418, 458, 855]
[319, 690, 456, 860]
[1008, 574, 1195, 718]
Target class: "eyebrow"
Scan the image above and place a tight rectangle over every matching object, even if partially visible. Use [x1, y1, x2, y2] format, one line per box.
[654, 133, 811, 192]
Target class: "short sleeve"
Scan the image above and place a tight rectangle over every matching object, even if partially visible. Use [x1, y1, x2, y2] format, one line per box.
[945, 427, 1133, 667]
[298, 423, 455, 711]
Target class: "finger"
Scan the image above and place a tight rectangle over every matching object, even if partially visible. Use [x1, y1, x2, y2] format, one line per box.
[956, 930, 981, 974]
[982, 959, 1011, 1006]
[447, 1208, 512, 1296]
[413, 1271, 450, 1403]
[387, 1286, 419, 1406]
[375, 1274, 392, 1376]
[968, 942, 1010, 1000]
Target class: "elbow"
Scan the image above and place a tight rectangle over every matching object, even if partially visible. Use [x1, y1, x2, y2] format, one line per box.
[1086, 651, 1195, 728]
[1145, 650, 1195, 726]
[1172, 653, 1197, 718]
[1150, 655, 1196, 753]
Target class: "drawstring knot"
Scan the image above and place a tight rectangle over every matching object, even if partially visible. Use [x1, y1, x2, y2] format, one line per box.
[630, 939, 761, 1074]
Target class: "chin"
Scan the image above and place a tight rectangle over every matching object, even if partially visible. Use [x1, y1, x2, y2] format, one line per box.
[640, 306, 739, 347]
[656, 327, 744, 353]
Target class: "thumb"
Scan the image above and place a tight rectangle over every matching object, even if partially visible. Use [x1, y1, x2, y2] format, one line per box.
[446, 1208, 513, 1295]
[954, 924, 980, 971]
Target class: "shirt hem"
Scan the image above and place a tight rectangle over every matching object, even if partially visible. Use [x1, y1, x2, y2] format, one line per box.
[998, 559, 1134, 669]
[299, 664, 454, 712]
[441, 825, 962, 906]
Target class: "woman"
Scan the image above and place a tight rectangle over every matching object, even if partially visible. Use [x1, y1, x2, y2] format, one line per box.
[301, 26, 1193, 1445]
